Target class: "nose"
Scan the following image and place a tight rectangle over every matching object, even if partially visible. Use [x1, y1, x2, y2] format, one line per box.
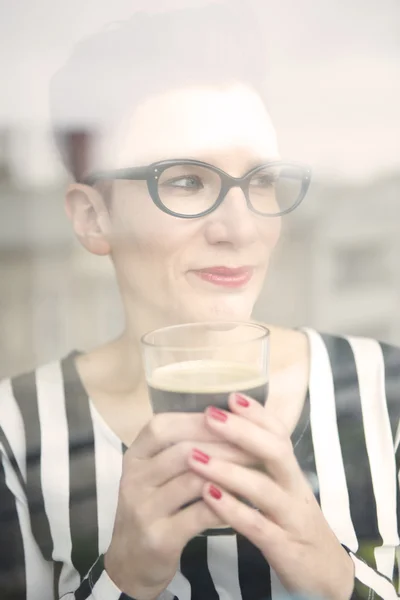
[204, 185, 260, 249]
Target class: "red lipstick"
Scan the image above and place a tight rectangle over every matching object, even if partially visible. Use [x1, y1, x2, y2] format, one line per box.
[193, 266, 253, 288]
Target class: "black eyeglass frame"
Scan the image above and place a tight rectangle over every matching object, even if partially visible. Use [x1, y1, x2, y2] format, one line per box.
[81, 159, 312, 219]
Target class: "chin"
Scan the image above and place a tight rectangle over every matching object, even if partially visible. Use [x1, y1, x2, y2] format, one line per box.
[181, 294, 256, 324]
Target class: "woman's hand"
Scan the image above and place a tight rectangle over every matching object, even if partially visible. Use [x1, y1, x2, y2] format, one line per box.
[104, 412, 259, 600]
[188, 395, 355, 600]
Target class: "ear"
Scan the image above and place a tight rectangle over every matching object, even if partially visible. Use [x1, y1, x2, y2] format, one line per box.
[65, 183, 111, 256]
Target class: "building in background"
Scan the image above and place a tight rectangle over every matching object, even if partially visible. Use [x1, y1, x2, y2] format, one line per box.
[255, 173, 400, 340]
[1, 127, 400, 377]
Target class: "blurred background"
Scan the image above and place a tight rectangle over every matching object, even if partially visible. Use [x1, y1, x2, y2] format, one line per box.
[0, 0, 399, 378]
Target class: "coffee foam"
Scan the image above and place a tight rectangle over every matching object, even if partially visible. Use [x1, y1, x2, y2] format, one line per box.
[149, 360, 267, 393]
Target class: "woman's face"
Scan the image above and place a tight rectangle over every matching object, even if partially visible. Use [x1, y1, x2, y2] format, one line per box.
[81, 84, 282, 328]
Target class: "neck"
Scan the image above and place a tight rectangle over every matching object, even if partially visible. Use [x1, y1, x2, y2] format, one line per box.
[77, 297, 291, 408]
[75, 321, 310, 448]
[76, 330, 145, 401]
[95, 300, 179, 394]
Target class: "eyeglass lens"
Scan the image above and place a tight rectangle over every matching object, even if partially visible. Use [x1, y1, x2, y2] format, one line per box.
[156, 164, 304, 216]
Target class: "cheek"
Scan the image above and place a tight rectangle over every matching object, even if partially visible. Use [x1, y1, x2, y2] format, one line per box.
[110, 186, 167, 245]
[260, 217, 282, 252]
[109, 193, 193, 273]
[272, 218, 282, 247]
[110, 226, 178, 300]
[111, 224, 178, 270]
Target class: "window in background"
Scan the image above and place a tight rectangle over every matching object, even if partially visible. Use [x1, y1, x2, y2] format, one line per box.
[333, 242, 390, 290]
[349, 323, 392, 342]
[0, 129, 11, 183]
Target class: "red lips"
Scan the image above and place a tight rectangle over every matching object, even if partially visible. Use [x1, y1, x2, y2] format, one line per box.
[192, 266, 253, 288]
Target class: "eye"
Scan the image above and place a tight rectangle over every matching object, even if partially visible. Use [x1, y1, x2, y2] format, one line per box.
[250, 170, 279, 187]
[162, 175, 204, 190]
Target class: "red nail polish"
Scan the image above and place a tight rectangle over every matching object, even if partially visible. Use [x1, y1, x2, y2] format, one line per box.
[235, 394, 250, 408]
[192, 448, 210, 464]
[208, 484, 222, 500]
[208, 406, 228, 422]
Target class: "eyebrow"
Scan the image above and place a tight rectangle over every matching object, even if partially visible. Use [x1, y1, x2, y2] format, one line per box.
[179, 152, 281, 170]
[121, 147, 281, 172]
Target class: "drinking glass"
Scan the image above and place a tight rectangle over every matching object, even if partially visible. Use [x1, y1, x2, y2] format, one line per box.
[141, 321, 270, 533]
[141, 321, 269, 414]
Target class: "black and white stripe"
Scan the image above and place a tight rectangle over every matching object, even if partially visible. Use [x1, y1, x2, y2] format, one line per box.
[381, 342, 400, 593]
[321, 334, 383, 563]
[0, 332, 399, 599]
[61, 354, 99, 583]
[206, 535, 246, 600]
[0, 377, 52, 600]
[348, 337, 399, 579]
[12, 370, 55, 563]
[89, 400, 124, 557]
[35, 361, 81, 596]
[307, 330, 359, 550]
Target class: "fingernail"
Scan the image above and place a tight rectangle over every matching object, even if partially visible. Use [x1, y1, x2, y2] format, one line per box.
[208, 484, 222, 500]
[192, 448, 210, 464]
[235, 393, 250, 408]
[208, 406, 228, 422]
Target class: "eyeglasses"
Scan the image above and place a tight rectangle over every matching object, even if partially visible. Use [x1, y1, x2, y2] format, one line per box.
[81, 159, 312, 219]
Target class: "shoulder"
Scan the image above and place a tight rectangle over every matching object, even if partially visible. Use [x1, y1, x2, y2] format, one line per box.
[267, 325, 309, 371]
[305, 328, 400, 438]
[305, 328, 400, 382]
[1, 357, 66, 417]
[0, 353, 82, 459]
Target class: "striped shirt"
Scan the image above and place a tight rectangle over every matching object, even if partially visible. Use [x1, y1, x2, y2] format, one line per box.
[1, 329, 400, 600]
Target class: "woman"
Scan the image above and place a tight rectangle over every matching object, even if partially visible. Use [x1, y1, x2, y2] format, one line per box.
[0, 4, 399, 600]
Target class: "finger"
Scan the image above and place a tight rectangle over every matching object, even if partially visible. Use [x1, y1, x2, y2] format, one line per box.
[115, 473, 204, 531]
[126, 439, 260, 488]
[188, 452, 288, 522]
[203, 405, 302, 486]
[201, 482, 282, 555]
[229, 392, 290, 438]
[129, 412, 223, 459]
[146, 471, 205, 517]
[149, 443, 262, 516]
[165, 498, 224, 545]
